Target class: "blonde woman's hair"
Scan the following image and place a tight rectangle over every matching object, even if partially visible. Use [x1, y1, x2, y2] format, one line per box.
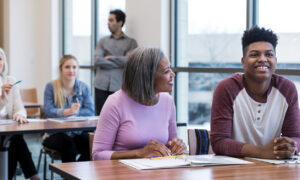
[53, 55, 78, 108]
[0, 48, 9, 77]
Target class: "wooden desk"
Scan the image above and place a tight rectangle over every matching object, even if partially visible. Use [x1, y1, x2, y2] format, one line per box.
[0, 119, 98, 136]
[0, 119, 98, 180]
[50, 160, 300, 180]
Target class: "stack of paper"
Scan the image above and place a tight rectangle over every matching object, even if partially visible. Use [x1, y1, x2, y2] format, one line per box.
[47, 116, 99, 122]
[120, 154, 253, 170]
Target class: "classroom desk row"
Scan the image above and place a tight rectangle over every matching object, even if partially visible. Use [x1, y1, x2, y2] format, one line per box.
[0, 118, 98, 180]
[2, 119, 300, 180]
[50, 159, 300, 180]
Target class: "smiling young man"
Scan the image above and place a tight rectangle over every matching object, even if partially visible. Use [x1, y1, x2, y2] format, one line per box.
[210, 26, 300, 159]
[94, 9, 138, 115]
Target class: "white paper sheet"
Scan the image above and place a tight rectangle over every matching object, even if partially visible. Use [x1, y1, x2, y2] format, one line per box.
[248, 156, 300, 164]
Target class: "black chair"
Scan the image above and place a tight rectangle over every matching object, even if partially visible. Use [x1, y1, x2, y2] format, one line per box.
[187, 129, 212, 155]
[37, 146, 61, 180]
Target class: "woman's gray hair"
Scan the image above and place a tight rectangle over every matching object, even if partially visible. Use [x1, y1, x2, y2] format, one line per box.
[0, 48, 8, 77]
[122, 47, 164, 104]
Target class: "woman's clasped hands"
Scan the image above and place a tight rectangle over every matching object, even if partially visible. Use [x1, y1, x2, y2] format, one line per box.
[137, 138, 187, 158]
[167, 137, 187, 155]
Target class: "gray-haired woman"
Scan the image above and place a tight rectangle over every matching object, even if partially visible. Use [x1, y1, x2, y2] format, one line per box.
[93, 47, 186, 160]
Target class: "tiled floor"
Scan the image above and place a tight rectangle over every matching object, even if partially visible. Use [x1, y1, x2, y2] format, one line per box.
[15, 134, 63, 180]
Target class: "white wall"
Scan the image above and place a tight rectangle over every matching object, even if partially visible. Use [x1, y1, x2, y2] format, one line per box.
[3, 0, 60, 103]
[0, 0, 4, 47]
[126, 0, 170, 58]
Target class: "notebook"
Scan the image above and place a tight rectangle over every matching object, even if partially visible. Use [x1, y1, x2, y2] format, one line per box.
[120, 154, 253, 170]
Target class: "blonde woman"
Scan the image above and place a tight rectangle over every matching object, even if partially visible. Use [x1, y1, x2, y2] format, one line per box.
[0, 48, 40, 180]
[43, 55, 94, 162]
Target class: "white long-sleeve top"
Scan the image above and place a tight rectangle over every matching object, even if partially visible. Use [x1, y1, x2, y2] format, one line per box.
[0, 75, 26, 119]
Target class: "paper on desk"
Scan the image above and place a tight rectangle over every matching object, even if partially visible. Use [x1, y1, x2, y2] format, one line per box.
[27, 119, 47, 122]
[0, 119, 47, 125]
[0, 120, 17, 125]
[47, 116, 99, 122]
[187, 155, 253, 166]
[120, 158, 190, 170]
[120, 154, 253, 170]
[247, 156, 300, 164]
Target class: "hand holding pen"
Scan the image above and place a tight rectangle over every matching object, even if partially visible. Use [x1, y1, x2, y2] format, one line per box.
[70, 98, 81, 114]
[1, 80, 22, 99]
[62, 97, 81, 116]
[1, 83, 12, 99]
[1, 80, 19, 99]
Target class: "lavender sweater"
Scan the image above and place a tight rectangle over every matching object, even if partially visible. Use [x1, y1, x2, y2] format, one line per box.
[92, 90, 177, 160]
[211, 73, 300, 157]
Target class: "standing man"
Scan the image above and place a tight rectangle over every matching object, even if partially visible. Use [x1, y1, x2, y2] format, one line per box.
[94, 9, 138, 115]
[210, 26, 300, 159]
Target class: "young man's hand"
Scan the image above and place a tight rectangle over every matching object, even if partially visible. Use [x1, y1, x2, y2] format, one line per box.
[273, 137, 297, 159]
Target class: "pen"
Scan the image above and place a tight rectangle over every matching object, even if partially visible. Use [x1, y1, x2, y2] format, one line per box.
[76, 97, 79, 103]
[284, 158, 299, 164]
[13, 80, 22, 86]
[151, 154, 187, 160]
[283, 157, 298, 161]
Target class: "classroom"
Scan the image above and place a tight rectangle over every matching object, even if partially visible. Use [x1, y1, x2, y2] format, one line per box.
[1, 0, 300, 179]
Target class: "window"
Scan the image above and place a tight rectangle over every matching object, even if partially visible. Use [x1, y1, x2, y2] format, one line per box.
[176, 0, 246, 67]
[259, 0, 300, 65]
[63, 0, 125, 89]
[174, 0, 246, 137]
[174, 0, 300, 138]
[63, 0, 92, 86]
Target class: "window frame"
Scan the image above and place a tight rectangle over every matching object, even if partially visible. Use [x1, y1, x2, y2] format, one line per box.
[172, 0, 300, 129]
[62, 0, 101, 99]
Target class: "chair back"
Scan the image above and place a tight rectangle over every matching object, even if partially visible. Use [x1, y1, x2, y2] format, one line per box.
[20, 88, 38, 102]
[20, 88, 42, 118]
[187, 129, 213, 155]
[89, 133, 95, 160]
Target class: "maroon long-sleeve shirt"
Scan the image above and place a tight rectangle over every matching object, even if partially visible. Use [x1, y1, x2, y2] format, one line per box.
[210, 73, 300, 157]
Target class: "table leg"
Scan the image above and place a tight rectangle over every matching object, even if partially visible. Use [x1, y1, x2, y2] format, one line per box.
[0, 135, 12, 180]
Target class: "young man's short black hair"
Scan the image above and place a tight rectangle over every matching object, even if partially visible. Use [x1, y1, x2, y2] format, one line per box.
[110, 9, 126, 27]
[242, 26, 278, 55]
